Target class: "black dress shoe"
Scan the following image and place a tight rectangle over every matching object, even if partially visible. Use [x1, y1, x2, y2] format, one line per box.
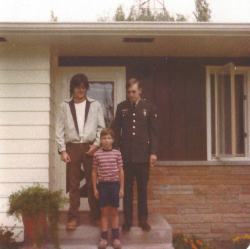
[89, 217, 101, 227]
[139, 222, 151, 231]
[122, 223, 132, 231]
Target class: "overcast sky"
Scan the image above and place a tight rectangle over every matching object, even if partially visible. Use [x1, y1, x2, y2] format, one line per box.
[0, 0, 249, 22]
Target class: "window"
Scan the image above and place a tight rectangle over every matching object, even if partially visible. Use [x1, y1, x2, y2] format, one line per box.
[88, 82, 114, 127]
[207, 63, 250, 160]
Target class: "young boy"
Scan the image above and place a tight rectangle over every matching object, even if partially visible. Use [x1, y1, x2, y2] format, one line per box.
[92, 128, 124, 249]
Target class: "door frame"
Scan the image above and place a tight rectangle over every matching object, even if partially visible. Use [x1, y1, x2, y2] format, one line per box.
[52, 66, 126, 210]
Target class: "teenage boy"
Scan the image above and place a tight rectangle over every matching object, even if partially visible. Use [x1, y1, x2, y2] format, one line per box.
[113, 78, 159, 231]
[56, 73, 105, 229]
[92, 128, 124, 249]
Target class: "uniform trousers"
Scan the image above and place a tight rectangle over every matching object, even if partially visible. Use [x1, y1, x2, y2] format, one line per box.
[123, 162, 149, 224]
[66, 143, 101, 222]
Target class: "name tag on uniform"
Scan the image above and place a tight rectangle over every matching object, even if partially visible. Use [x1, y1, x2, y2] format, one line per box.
[143, 109, 147, 116]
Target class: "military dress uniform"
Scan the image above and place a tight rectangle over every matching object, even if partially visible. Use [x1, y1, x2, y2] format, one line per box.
[113, 99, 159, 226]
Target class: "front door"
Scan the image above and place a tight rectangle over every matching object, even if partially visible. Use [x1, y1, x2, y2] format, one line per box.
[53, 67, 126, 210]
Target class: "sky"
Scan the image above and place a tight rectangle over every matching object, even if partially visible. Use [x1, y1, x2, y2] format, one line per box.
[0, 0, 249, 23]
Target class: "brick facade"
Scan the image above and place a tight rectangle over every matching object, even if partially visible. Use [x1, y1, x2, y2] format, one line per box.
[133, 165, 250, 240]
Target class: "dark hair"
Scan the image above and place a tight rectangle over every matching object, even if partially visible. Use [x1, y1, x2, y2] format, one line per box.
[100, 128, 115, 139]
[126, 78, 141, 90]
[70, 74, 89, 94]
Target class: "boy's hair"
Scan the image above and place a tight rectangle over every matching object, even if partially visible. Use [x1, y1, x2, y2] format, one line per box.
[126, 78, 141, 90]
[70, 73, 89, 94]
[100, 128, 115, 139]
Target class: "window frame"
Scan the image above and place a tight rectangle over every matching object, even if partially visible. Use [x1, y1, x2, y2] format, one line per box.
[206, 65, 250, 161]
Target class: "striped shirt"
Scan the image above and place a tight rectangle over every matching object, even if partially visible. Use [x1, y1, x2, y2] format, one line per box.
[93, 149, 123, 182]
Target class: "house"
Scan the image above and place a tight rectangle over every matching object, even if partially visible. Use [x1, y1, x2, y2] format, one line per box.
[0, 22, 250, 240]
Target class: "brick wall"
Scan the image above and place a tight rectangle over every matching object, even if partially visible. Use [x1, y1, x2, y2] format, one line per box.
[134, 165, 250, 240]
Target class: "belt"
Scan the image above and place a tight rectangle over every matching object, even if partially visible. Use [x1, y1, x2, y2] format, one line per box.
[67, 142, 93, 145]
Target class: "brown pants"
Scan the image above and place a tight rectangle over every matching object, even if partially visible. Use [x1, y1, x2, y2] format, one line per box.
[66, 143, 101, 222]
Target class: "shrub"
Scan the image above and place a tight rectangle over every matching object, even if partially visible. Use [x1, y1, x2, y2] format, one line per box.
[0, 225, 22, 249]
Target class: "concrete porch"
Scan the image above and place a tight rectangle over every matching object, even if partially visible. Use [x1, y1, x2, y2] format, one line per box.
[44, 213, 174, 249]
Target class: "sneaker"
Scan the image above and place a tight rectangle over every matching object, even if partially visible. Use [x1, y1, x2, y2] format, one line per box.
[66, 219, 77, 230]
[98, 238, 108, 249]
[113, 239, 122, 249]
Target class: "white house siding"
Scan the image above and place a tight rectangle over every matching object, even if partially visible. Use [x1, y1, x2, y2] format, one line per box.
[48, 56, 58, 193]
[0, 44, 52, 235]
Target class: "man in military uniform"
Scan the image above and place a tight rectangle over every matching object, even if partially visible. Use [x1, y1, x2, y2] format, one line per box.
[113, 78, 159, 231]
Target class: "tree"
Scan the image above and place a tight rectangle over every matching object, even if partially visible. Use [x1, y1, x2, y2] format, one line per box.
[193, 0, 211, 22]
[138, 8, 155, 21]
[154, 12, 166, 21]
[98, 3, 179, 22]
[114, 5, 126, 21]
[176, 13, 188, 22]
[50, 10, 58, 22]
[126, 5, 137, 21]
[136, 5, 174, 21]
[154, 9, 175, 21]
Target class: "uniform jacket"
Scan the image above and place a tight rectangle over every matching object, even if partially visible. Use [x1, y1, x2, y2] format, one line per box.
[113, 99, 159, 163]
[56, 96, 105, 152]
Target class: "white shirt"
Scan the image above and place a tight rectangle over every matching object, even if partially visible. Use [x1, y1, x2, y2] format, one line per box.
[74, 100, 86, 140]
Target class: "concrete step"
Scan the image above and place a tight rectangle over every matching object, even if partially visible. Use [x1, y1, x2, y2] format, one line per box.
[45, 242, 174, 249]
[45, 213, 174, 249]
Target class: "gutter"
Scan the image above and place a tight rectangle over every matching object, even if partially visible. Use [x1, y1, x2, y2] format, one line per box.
[0, 22, 250, 36]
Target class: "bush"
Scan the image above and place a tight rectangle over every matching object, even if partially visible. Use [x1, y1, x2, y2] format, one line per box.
[0, 225, 22, 249]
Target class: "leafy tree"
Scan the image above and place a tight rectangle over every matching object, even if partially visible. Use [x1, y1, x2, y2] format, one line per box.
[98, 3, 181, 22]
[155, 9, 175, 21]
[193, 0, 211, 22]
[138, 8, 155, 21]
[127, 5, 137, 21]
[154, 12, 166, 21]
[137, 6, 174, 21]
[114, 5, 126, 21]
[176, 13, 187, 22]
[51, 10, 58, 22]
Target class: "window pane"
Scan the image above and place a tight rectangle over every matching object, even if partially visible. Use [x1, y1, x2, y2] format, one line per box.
[88, 82, 114, 127]
[235, 74, 245, 155]
[217, 73, 232, 156]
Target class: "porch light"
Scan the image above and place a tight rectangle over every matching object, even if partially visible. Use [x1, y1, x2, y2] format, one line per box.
[123, 38, 154, 43]
[0, 37, 7, 42]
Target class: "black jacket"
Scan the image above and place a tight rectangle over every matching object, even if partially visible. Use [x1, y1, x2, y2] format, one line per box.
[113, 99, 159, 163]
